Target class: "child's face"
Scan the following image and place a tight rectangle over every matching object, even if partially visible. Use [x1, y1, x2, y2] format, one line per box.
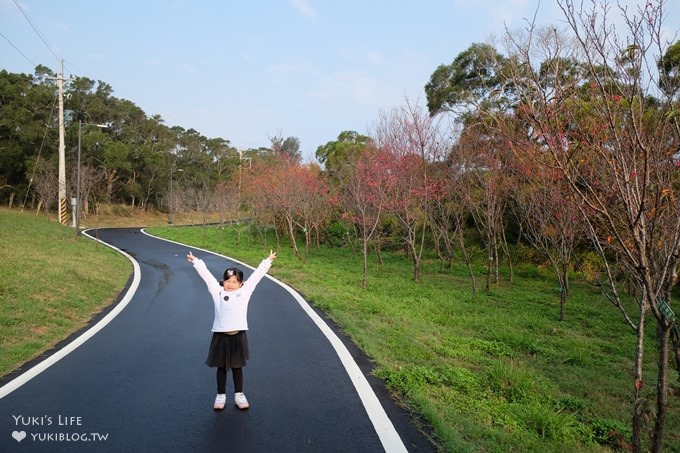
[223, 276, 242, 291]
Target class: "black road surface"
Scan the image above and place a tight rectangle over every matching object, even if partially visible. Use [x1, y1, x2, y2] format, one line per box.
[1, 228, 434, 452]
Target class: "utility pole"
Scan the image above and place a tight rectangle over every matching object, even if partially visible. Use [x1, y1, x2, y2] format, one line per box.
[56, 60, 68, 224]
[44, 60, 74, 224]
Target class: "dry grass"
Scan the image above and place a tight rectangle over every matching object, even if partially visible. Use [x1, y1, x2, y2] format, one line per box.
[78, 204, 221, 228]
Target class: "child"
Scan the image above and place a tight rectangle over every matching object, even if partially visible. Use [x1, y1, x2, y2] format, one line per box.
[187, 249, 277, 411]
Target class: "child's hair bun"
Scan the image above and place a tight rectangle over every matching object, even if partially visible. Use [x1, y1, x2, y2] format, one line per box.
[223, 267, 244, 283]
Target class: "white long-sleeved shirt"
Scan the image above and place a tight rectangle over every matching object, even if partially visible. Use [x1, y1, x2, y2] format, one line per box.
[192, 257, 272, 332]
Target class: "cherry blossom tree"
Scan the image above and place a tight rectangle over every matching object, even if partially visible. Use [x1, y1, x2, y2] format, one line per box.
[514, 162, 584, 320]
[374, 99, 449, 282]
[243, 157, 333, 262]
[337, 146, 395, 288]
[454, 121, 516, 290]
[502, 1, 679, 449]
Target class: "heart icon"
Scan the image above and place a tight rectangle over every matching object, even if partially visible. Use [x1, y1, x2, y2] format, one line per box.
[12, 430, 26, 442]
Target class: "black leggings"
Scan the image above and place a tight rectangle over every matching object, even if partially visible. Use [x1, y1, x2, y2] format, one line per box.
[217, 367, 243, 394]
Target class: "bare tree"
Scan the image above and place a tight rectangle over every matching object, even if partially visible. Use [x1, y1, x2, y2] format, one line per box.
[188, 183, 217, 226]
[31, 158, 58, 217]
[429, 158, 479, 296]
[514, 164, 584, 320]
[455, 121, 515, 290]
[502, 1, 679, 450]
[71, 164, 105, 218]
[374, 99, 448, 282]
[214, 180, 240, 226]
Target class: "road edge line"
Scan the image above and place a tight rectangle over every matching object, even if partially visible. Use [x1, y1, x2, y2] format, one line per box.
[140, 229, 408, 453]
[0, 229, 141, 399]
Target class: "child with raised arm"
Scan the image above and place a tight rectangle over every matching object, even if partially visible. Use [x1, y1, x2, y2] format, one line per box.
[187, 249, 277, 411]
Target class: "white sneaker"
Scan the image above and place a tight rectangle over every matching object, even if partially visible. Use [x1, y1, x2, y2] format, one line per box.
[234, 392, 249, 410]
[214, 393, 226, 411]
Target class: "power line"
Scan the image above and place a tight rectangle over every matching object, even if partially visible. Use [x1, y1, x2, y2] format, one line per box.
[12, 0, 61, 64]
[0, 31, 37, 68]
[9, 1, 80, 82]
[22, 92, 59, 210]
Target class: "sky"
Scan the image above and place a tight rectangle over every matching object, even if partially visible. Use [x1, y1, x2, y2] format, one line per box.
[2, 0, 679, 162]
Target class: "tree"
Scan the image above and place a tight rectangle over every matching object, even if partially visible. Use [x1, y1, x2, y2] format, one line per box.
[337, 145, 392, 288]
[294, 164, 334, 260]
[455, 120, 515, 290]
[425, 42, 513, 117]
[72, 163, 105, 220]
[0, 66, 273, 213]
[315, 130, 372, 173]
[130, 118, 171, 211]
[426, 43, 519, 290]
[435, 157, 479, 296]
[514, 164, 584, 320]
[30, 157, 58, 216]
[243, 157, 332, 261]
[659, 40, 680, 99]
[268, 132, 302, 163]
[0, 69, 57, 209]
[427, 161, 458, 273]
[374, 99, 448, 282]
[502, 1, 680, 450]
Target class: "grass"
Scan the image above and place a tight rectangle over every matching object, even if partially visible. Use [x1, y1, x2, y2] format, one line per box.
[0, 208, 131, 377]
[148, 223, 679, 453]
[1, 206, 678, 451]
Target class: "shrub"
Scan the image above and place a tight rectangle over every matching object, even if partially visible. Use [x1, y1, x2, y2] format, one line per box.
[591, 418, 633, 450]
[323, 221, 350, 248]
[576, 251, 604, 283]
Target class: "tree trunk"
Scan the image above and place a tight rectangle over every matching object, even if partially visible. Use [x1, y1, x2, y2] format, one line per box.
[559, 285, 566, 322]
[412, 248, 421, 283]
[631, 302, 647, 453]
[433, 230, 445, 272]
[285, 215, 300, 260]
[559, 263, 570, 322]
[500, 226, 513, 284]
[303, 226, 311, 263]
[457, 226, 477, 297]
[493, 233, 500, 285]
[274, 223, 281, 250]
[105, 169, 117, 203]
[361, 239, 369, 289]
[374, 240, 383, 267]
[651, 322, 670, 452]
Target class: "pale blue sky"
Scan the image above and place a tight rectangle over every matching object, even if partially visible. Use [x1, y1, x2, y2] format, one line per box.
[2, 0, 679, 162]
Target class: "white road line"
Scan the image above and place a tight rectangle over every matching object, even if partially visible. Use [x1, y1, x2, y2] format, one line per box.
[142, 229, 408, 453]
[0, 229, 141, 399]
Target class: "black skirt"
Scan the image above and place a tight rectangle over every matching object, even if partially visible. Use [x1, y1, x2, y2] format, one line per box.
[205, 331, 250, 368]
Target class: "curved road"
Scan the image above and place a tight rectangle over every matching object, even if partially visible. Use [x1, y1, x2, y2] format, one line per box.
[1, 228, 433, 452]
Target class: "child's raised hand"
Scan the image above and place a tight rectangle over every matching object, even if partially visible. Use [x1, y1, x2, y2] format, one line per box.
[268, 250, 277, 261]
[187, 251, 195, 263]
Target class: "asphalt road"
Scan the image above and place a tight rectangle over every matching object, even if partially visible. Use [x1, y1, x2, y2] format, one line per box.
[1, 228, 434, 452]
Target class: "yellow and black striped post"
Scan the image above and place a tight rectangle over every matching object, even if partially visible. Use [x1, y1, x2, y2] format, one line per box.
[59, 197, 68, 224]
